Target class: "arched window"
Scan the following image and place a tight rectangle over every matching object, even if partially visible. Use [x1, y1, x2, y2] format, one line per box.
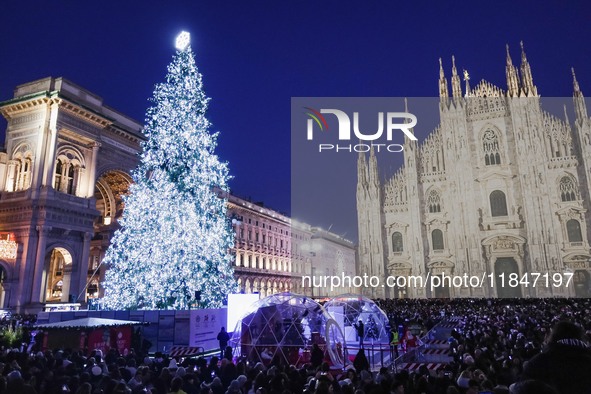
[427, 189, 442, 213]
[482, 129, 501, 165]
[53, 149, 84, 196]
[54, 159, 64, 191]
[66, 164, 75, 194]
[432, 229, 444, 250]
[14, 157, 32, 191]
[8, 145, 34, 192]
[392, 232, 403, 252]
[567, 219, 583, 243]
[559, 176, 578, 202]
[490, 190, 508, 217]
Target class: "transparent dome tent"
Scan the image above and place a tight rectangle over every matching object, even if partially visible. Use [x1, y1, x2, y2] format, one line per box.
[229, 292, 346, 368]
[324, 294, 393, 368]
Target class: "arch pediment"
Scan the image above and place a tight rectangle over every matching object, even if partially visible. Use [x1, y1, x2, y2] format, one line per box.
[481, 234, 526, 248]
[387, 262, 412, 270]
[556, 206, 586, 216]
[427, 260, 454, 269]
[386, 222, 408, 231]
[425, 217, 449, 226]
[562, 252, 590, 262]
[476, 169, 514, 182]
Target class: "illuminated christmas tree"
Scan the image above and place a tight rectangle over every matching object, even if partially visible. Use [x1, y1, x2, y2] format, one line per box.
[101, 32, 237, 310]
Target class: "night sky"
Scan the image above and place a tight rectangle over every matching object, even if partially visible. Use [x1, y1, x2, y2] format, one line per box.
[1, 1, 590, 239]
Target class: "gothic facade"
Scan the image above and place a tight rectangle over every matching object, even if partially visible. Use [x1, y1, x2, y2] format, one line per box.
[357, 44, 591, 299]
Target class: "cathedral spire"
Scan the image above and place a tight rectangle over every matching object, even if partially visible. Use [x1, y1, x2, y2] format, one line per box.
[505, 44, 520, 97]
[572, 67, 588, 121]
[357, 147, 368, 190]
[368, 144, 380, 188]
[573, 67, 582, 95]
[451, 55, 462, 100]
[439, 58, 449, 103]
[403, 97, 416, 143]
[519, 41, 537, 96]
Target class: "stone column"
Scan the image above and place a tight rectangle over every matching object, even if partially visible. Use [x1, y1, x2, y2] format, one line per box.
[60, 163, 70, 193]
[74, 232, 92, 303]
[41, 100, 61, 189]
[5, 160, 18, 192]
[31, 226, 52, 304]
[86, 142, 101, 198]
[73, 167, 85, 197]
[61, 264, 72, 302]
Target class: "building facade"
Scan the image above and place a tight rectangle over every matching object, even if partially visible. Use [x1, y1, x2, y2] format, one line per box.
[228, 194, 297, 297]
[227, 195, 357, 298]
[0, 77, 143, 312]
[0, 77, 357, 312]
[357, 44, 591, 299]
[303, 227, 357, 298]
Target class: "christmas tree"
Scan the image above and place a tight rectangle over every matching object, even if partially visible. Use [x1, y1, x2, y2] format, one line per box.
[101, 32, 237, 310]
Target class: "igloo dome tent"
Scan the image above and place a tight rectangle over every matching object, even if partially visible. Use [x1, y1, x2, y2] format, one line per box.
[324, 294, 392, 367]
[230, 292, 345, 367]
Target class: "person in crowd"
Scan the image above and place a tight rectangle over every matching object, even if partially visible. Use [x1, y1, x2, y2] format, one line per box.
[0, 299, 589, 394]
[521, 320, 591, 394]
[217, 327, 231, 359]
[310, 344, 324, 369]
[353, 320, 365, 349]
[353, 349, 370, 372]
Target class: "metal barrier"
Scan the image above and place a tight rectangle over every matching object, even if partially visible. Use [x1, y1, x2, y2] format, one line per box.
[391, 321, 448, 373]
[342, 342, 395, 370]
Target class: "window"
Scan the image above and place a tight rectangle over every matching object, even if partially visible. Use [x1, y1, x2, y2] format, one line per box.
[53, 154, 82, 196]
[392, 232, 403, 252]
[7, 145, 34, 192]
[91, 255, 99, 270]
[490, 190, 508, 217]
[482, 129, 501, 165]
[432, 229, 444, 250]
[54, 159, 64, 190]
[15, 157, 32, 191]
[427, 190, 441, 213]
[559, 176, 578, 202]
[66, 164, 75, 194]
[567, 219, 583, 243]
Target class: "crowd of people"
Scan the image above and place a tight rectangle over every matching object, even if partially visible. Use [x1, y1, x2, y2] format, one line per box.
[0, 298, 588, 394]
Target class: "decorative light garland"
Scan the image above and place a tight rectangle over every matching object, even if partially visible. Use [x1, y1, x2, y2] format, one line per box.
[0, 235, 17, 260]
